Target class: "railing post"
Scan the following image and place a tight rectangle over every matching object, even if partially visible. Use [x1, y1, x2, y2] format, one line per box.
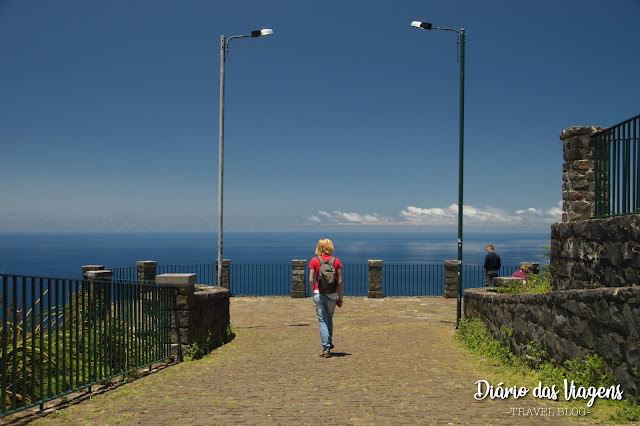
[444, 260, 458, 298]
[81, 265, 105, 280]
[559, 126, 605, 222]
[85, 269, 113, 310]
[155, 273, 196, 362]
[367, 260, 383, 298]
[137, 260, 157, 283]
[291, 259, 307, 298]
[215, 259, 230, 289]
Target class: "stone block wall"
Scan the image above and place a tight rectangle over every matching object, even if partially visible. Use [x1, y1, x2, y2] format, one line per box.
[368, 260, 383, 298]
[291, 260, 307, 298]
[464, 286, 640, 396]
[215, 259, 230, 289]
[553, 125, 640, 290]
[551, 215, 640, 290]
[444, 260, 458, 298]
[560, 126, 604, 222]
[156, 273, 230, 361]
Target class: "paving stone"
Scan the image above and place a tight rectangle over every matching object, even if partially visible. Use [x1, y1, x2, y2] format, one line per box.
[12, 297, 581, 424]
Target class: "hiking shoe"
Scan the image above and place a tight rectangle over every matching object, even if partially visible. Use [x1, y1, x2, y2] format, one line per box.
[330, 343, 334, 350]
[320, 350, 332, 358]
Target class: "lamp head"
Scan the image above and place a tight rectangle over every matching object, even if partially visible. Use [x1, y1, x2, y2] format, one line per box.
[411, 21, 433, 30]
[251, 29, 274, 37]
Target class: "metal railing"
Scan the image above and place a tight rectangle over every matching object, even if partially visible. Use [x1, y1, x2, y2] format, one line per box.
[160, 264, 216, 285]
[0, 274, 172, 418]
[594, 114, 640, 217]
[109, 263, 521, 297]
[384, 264, 444, 296]
[463, 265, 519, 289]
[230, 264, 291, 296]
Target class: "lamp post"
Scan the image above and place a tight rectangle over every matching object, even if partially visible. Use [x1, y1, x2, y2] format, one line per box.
[411, 21, 465, 327]
[218, 28, 274, 286]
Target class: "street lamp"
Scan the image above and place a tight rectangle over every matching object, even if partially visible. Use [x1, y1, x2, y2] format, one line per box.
[218, 28, 274, 287]
[411, 20, 465, 327]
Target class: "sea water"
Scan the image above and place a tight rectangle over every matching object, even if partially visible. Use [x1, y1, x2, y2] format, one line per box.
[0, 232, 550, 280]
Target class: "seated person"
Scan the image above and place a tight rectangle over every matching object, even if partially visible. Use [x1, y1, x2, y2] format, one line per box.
[512, 265, 529, 284]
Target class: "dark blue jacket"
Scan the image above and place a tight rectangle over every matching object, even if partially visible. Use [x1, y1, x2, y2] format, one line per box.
[484, 252, 501, 272]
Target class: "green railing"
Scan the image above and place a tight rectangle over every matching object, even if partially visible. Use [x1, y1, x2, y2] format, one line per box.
[594, 114, 640, 217]
[0, 274, 173, 418]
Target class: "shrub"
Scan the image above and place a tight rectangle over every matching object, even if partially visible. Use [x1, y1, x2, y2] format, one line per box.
[455, 318, 639, 422]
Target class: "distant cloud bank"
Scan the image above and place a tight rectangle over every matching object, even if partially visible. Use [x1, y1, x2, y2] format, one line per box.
[305, 203, 562, 228]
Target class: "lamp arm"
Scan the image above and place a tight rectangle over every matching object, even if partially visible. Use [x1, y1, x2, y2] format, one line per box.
[225, 34, 252, 53]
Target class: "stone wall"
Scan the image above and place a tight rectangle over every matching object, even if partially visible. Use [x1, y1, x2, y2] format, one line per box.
[463, 286, 640, 396]
[367, 260, 383, 298]
[559, 126, 604, 223]
[553, 125, 640, 290]
[461, 122, 640, 397]
[155, 273, 231, 361]
[444, 260, 458, 298]
[551, 215, 640, 290]
[291, 260, 306, 298]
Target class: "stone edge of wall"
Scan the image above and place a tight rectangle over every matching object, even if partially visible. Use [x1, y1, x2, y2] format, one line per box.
[463, 286, 640, 396]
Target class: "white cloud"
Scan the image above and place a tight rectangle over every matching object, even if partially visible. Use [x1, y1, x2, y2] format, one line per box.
[308, 215, 322, 223]
[515, 202, 563, 223]
[305, 210, 394, 225]
[305, 202, 563, 228]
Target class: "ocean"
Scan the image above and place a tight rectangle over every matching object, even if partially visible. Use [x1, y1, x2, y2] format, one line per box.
[0, 232, 550, 280]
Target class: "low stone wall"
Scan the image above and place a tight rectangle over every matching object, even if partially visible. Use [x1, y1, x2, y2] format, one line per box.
[550, 215, 640, 290]
[156, 273, 230, 360]
[463, 286, 640, 395]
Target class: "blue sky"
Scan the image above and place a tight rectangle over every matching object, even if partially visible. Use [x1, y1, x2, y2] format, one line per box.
[1, 0, 638, 233]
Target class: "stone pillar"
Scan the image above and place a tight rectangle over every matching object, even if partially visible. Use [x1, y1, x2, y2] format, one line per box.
[291, 259, 307, 298]
[156, 273, 196, 362]
[137, 260, 157, 283]
[215, 259, 230, 289]
[85, 269, 113, 308]
[559, 126, 605, 222]
[444, 260, 458, 298]
[367, 260, 383, 298]
[519, 262, 539, 275]
[82, 265, 105, 280]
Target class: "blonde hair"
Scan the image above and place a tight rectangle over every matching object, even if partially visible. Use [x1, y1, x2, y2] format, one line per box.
[315, 238, 334, 256]
[520, 265, 529, 273]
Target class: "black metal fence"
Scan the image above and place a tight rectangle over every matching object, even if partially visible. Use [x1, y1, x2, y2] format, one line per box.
[0, 274, 172, 418]
[231, 264, 291, 296]
[109, 263, 519, 296]
[594, 114, 640, 217]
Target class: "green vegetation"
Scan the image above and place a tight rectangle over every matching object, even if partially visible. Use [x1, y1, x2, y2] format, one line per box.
[1, 288, 166, 414]
[491, 264, 552, 294]
[184, 328, 236, 362]
[456, 318, 640, 423]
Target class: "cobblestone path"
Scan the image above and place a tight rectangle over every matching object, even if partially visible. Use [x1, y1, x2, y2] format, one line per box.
[11, 297, 580, 425]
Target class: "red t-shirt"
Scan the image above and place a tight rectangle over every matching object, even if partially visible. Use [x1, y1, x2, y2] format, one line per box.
[308, 255, 342, 292]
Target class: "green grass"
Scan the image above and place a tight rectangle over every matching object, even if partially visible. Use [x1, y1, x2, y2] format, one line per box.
[183, 327, 236, 362]
[456, 318, 640, 423]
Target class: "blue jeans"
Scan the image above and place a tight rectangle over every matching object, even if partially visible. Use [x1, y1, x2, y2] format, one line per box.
[313, 293, 337, 351]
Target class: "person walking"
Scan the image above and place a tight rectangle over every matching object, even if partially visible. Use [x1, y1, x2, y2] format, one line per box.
[484, 244, 501, 287]
[308, 238, 343, 358]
